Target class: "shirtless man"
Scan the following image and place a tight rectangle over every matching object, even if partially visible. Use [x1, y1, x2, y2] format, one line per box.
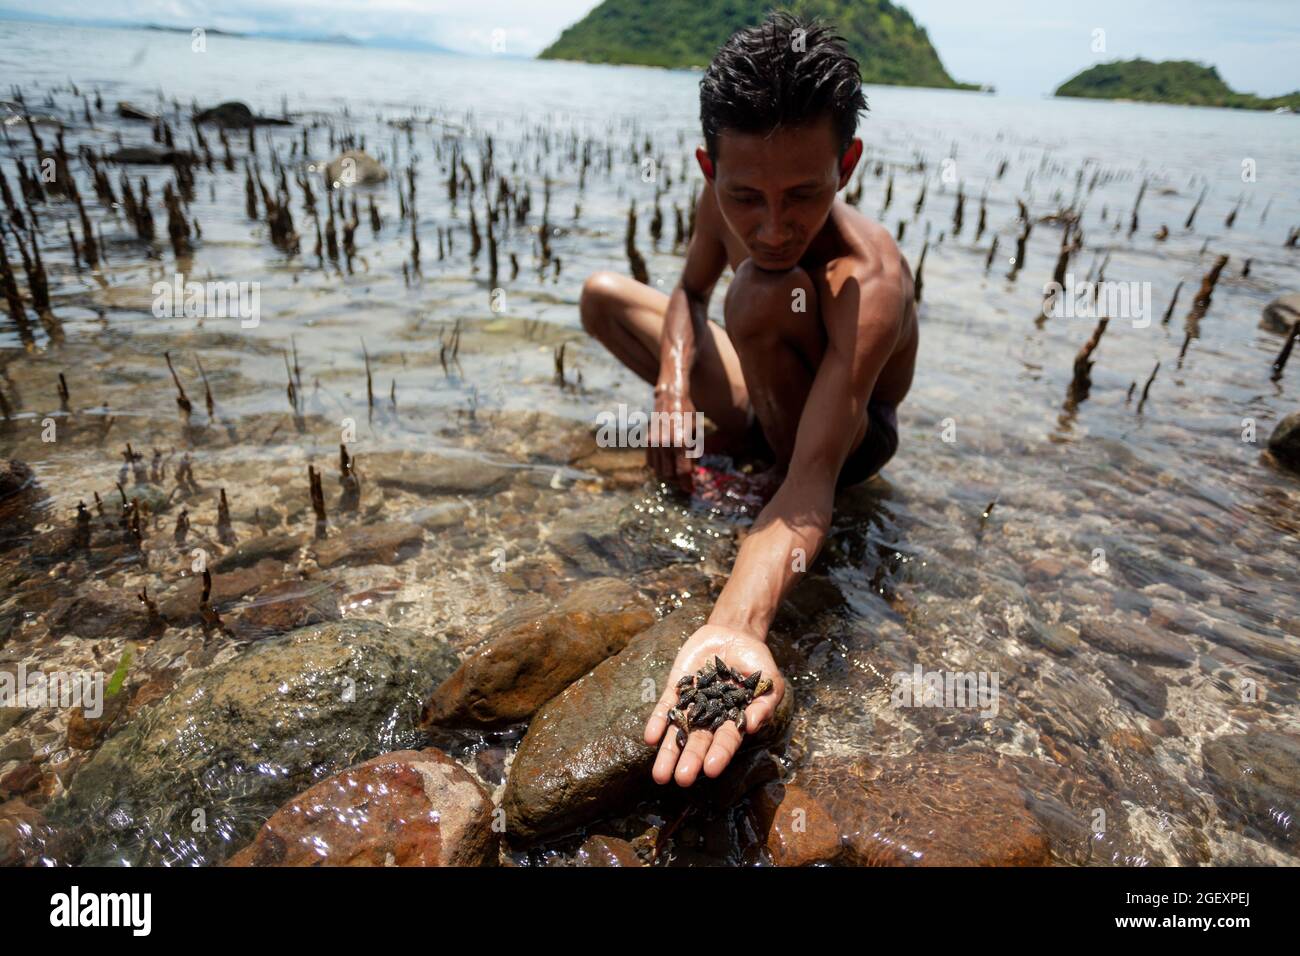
[579, 12, 918, 787]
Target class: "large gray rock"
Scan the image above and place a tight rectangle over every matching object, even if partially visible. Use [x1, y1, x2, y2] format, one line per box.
[500, 599, 793, 842]
[323, 149, 388, 187]
[53, 619, 459, 865]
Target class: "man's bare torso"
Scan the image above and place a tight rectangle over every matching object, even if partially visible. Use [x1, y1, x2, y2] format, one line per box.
[708, 184, 918, 409]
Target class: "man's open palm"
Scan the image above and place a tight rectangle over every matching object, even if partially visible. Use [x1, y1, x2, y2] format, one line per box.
[644, 624, 785, 787]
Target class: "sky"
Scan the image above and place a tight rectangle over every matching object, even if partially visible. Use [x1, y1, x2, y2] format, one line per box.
[1, 0, 1297, 98]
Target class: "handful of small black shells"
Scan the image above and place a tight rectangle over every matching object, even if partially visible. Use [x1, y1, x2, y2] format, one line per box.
[666, 656, 773, 747]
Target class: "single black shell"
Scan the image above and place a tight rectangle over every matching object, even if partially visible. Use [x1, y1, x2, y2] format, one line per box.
[742, 670, 762, 691]
[676, 728, 687, 748]
[723, 688, 748, 708]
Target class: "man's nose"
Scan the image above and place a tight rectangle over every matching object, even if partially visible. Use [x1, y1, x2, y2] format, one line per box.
[756, 207, 791, 244]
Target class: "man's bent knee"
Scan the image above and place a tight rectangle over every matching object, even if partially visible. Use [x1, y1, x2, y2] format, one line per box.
[725, 261, 817, 342]
[579, 270, 622, 336]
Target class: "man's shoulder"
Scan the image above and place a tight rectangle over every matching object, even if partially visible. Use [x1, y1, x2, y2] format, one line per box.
[812, 205, 906, 297]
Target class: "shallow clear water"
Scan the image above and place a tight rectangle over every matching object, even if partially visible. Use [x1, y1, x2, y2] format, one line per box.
[0, 20, 1297, 866]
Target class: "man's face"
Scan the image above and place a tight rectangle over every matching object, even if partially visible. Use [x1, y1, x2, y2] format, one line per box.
[703, 116, 859, 272]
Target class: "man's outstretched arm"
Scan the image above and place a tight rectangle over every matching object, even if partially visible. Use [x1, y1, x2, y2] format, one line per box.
[644, 258, 904, 786]
[708, 263, 901, 639]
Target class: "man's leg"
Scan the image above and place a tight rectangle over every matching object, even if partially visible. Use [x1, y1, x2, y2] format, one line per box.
[579, 270, 751, 441]
[724, 260, 866, 468]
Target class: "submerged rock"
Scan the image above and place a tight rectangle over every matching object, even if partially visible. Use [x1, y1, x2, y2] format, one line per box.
[103, 145, 198, 165]
[65, 692, 129, 750]
[214, 533, 303, 572]
[0, 798, 67, 866]
[372, 452, 512, 497]
[230, 578, 340, 640]
[53, 619, 459, 865]
[194, 101, 292, 128]
[1196, 617, 1300, 677]
[1267, 412, 1300, 474]
[1099, 658, 1167, 718]
[1260, 293, 1300, 334]
[157, 559, 285, 624]
[1077, 618, 1194, 666]
[421, 577, 655, 729]
[227, 748, 497, 866]
[310, 521, 423, 569]
[323, 149, 388, 187]
[45, 587, 161, 641]
[500, 599, 792, 842]
[754, 753, 1051, 866]
[0, 459, 41, 545]
[1202, 732, 1299, 851]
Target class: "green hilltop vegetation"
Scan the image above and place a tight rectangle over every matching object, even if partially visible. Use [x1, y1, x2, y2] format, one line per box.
[1055, 59, 1300, 111]
[539, 0, 980, 90]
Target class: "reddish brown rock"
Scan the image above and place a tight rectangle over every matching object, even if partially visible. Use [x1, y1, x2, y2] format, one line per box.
[45, 588, 158, 640]
[126, 673, 179, 718]
[1025, 556, 1067, 582]
[753, 753, 1051, 866]
[231, 578, 340, 639]
[0, 799, 56, 866]
[573, 834, 646, 867]
[158, 559, 285, 624]
[753, 781, 843, 866]
[0, 763, 41, 798]
[311, 522, 424, 569]
[65, 691, 128, 750]
[499, 599, 793, 842]
[421, 577, 655, 728]
[227, 748, 497, 867]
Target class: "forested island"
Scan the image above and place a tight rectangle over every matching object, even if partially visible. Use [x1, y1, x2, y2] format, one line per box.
[539, 0, 980, 90]
[1055, 59, 1299, 111]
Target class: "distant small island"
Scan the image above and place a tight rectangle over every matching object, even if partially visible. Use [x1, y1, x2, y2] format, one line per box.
[1055, 59, 1299, 111]
[539, 0, 982, 91]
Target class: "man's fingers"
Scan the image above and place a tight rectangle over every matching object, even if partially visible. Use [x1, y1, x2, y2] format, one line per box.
[743, 683, 781, 735]
[652, 728, 682, 784]
[673, 729, 712, 786]
[703, 722, 742, 777]
[643, 681, 680, 747]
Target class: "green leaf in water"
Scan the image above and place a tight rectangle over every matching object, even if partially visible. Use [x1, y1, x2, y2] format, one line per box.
[106, 644, 134, 697]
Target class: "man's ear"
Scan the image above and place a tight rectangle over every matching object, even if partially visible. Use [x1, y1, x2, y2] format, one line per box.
[695, 146, 715, 181]
[838, 137, 864, 189]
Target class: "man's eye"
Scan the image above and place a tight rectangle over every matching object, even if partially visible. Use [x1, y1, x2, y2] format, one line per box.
[733, 194, 761, 205]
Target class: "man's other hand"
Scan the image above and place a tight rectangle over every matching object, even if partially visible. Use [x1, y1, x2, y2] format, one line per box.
[649, 381, 696, 493]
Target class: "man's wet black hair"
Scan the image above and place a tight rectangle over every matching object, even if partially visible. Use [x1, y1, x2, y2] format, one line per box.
[700, 11, 868, 164]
